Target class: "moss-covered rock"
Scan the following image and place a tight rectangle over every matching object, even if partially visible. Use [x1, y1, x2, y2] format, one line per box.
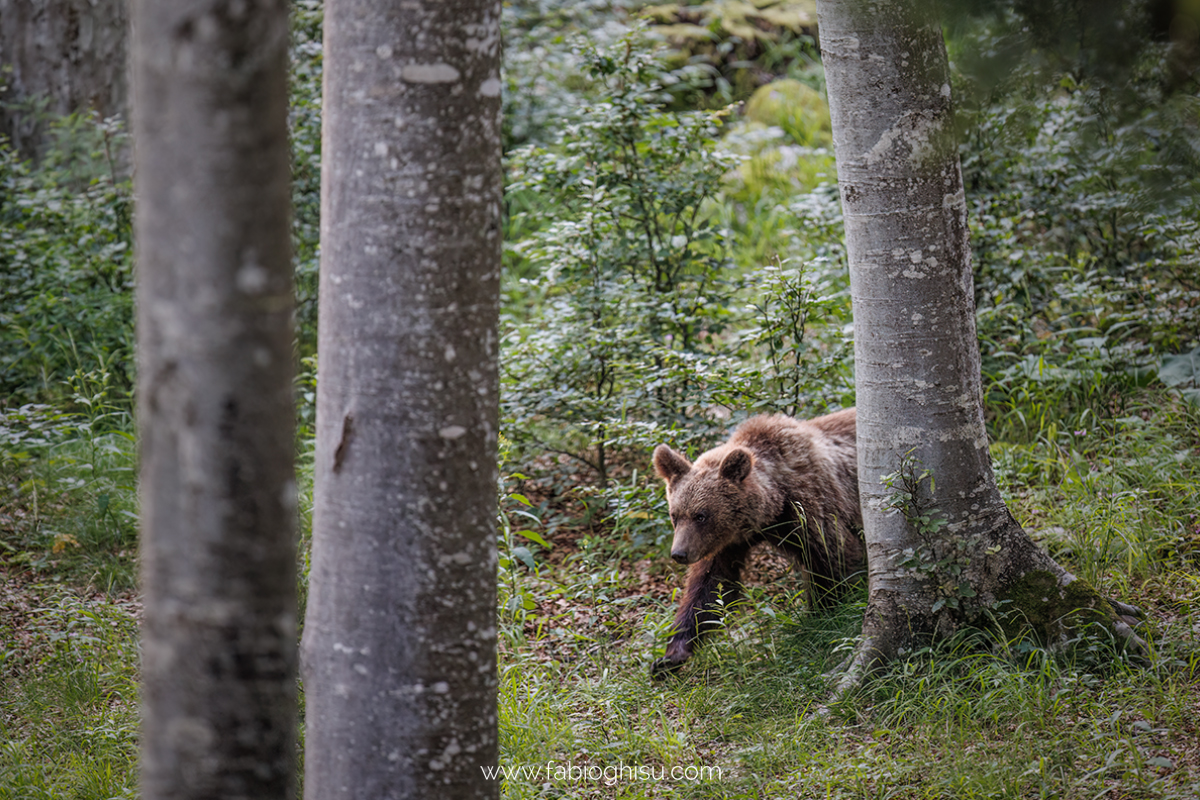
[645, 1, 817, 44]
[647, 3, 821, 106]
[744, 78, 831, 146]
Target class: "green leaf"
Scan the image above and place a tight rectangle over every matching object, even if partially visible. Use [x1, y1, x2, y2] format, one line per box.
[516, 529, 550, 548]
[1158, 347, 1200, 388]
[511, 546, 537, 571]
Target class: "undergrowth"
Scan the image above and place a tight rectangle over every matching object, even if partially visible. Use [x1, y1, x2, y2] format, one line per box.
[991, 392, 1200, 594]
[5, 388, 1192, 799]
[1, 404, 137, 594]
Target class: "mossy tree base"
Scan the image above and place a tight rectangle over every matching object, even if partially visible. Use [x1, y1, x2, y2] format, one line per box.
[826, 526, 1150, 703]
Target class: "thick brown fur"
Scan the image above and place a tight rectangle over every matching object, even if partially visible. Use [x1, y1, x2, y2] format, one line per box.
[650, 408, 864, 676]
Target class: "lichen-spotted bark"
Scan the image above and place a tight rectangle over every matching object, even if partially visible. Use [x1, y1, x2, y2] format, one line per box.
[815, 0, 1144, 692]
[299, 2, 502, 798]
[133, 1, 297, 798]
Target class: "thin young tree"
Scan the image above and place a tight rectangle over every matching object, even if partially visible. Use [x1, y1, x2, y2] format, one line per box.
[814, 0, 1145, 694]
[299, 1, 503, 797]
[133, 2, 296, 798]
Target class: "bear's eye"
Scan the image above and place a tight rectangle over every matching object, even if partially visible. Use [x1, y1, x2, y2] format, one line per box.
[693, 512, 708, 524]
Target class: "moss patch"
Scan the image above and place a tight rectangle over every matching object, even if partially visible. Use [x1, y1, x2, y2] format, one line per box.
[996, 569, 1120, 645]
[744, 79, 832, 147]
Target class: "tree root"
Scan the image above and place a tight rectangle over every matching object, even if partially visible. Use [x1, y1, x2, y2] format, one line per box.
[822, 635, 887, 707]
[1103, 598, 1152, 665]
[1110, 598, 1144, 626]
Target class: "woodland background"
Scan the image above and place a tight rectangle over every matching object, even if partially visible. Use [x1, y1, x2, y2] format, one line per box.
[1, 1, 1199, 797]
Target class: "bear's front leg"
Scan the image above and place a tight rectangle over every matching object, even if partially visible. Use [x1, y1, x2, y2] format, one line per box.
[651, 544, 749, 678]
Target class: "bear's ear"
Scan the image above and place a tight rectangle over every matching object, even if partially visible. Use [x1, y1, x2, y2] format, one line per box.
[719, 447, 753, 483]
[653, 444, 692, 484]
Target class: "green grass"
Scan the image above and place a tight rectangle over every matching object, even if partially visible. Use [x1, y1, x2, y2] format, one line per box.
[991, 392, 1200, 592]
[0, 587, 140, 800]
[1, 408, 141, 800]
[489, 389, 1200, 799]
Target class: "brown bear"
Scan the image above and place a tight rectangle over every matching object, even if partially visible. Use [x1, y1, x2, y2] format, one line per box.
[650, 408, 864, 676]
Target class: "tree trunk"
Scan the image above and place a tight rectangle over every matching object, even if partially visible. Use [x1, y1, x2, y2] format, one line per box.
[0, 0, 128, 159]
[815, 0, 1144, 692]
[299, 1, 503, 798]
[133, 2, 296, 799]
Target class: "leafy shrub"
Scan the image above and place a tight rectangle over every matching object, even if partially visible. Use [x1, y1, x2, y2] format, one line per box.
[502, 34, 747, 487]
[956, 48, 1200, 436]
[500, 34, 855, 568]
[500, 0, 613, 149]
[737, 258, 852, 418]
[0, 116, 133, 410]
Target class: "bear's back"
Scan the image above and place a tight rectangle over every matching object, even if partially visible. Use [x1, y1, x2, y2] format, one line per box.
[728, 409, 858, 514]
[728, 409, 854, 463]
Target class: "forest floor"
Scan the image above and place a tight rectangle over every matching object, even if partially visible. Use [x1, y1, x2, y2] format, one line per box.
[2, 397, 1200, 799]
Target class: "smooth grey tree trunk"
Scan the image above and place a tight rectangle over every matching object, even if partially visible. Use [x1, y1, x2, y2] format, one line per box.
[133, 2, 296, 798]
[815, 0, 1143, 692]
[0, 0, 128, 158]
[299, 1, 503, 798]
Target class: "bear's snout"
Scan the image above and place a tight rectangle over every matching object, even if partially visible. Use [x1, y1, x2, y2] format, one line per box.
[669, 527, 702, 564]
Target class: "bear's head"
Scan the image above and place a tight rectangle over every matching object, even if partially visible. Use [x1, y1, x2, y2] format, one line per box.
[652, 443, 761, 565]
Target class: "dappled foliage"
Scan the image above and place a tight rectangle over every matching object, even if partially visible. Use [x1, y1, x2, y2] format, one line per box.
[290, 0, 324, 361]
[950, 1, 1200, 440]
[502, 33, 852, 500]
[503, 39, 744, 485]
[0, 115, 132, 411]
